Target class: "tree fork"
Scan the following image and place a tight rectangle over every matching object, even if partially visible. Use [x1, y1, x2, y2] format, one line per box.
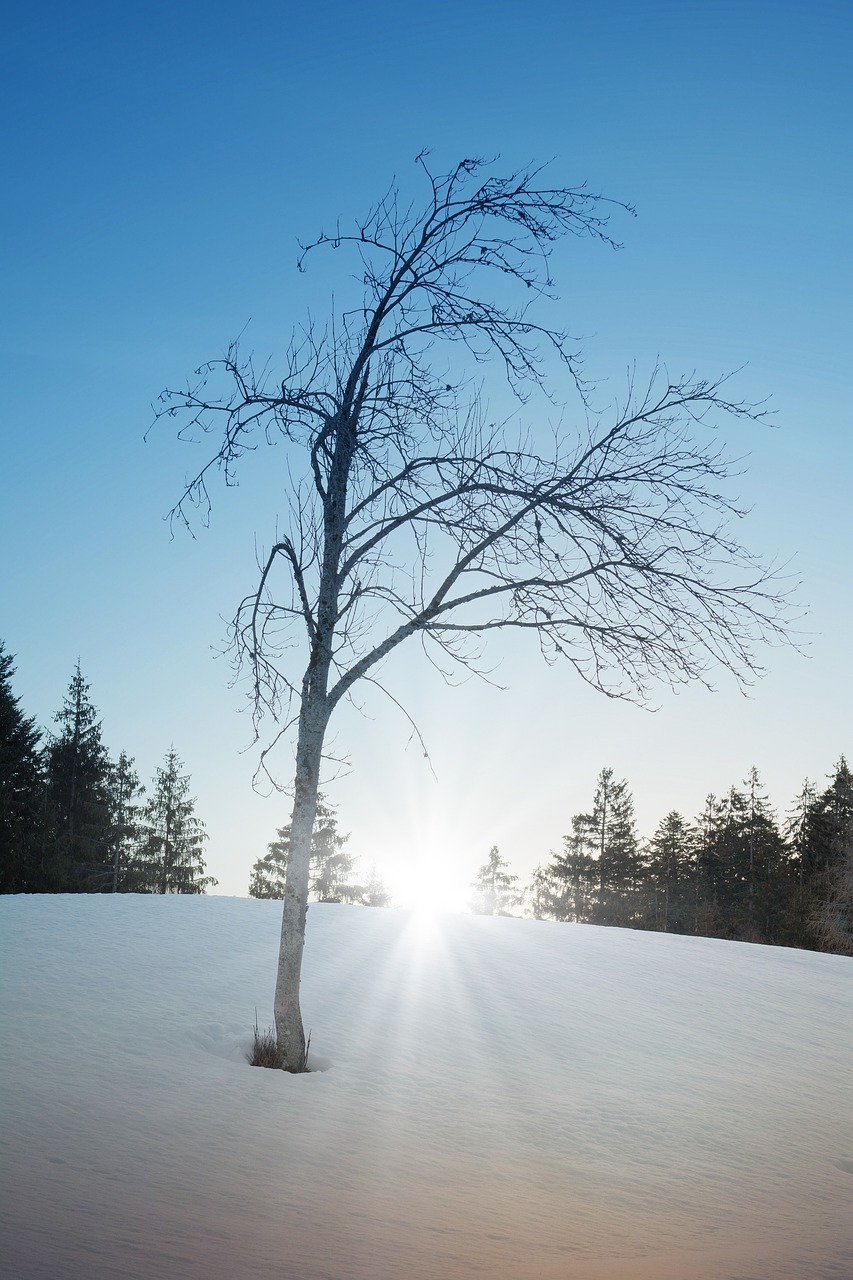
[157, 157, 795, 1069]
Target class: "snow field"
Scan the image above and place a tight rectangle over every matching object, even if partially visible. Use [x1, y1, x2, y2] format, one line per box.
[1, 895, 851, 1279]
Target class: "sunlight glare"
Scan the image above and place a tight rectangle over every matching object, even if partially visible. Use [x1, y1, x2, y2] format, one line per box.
[390, 852, 469, 917]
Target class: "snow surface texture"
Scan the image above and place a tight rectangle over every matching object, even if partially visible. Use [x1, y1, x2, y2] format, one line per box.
[1, 896, 852, 1280]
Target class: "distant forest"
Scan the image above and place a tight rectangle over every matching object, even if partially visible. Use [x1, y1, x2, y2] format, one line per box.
[0, 643, 214, 895]
[3, 641, 851, 956]
[471, 762, 853, 956]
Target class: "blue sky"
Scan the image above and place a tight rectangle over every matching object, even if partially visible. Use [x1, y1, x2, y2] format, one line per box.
[2, 0, 851, 901]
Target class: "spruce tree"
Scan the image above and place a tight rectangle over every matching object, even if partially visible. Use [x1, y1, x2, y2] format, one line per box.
[517, 865, 550, 916]
[43, 663, 114, 891]
[805, 758, 853, 875]
[106, 752, 145, 892]
[714, 786, 749, 930]
[694, 792, 726, 935]
[644, 811, 697, 933]
[781, 778, 817, 945]
[588, 768, 643, 926]
[694, 772, 786, 942]
[470, 846, 519, 915]
[811, 823, 853, 956]
[526, 863, 562, 920]
[310, 806, 360, 902]
[804, 758, 853, 954]
[249, 795, 364, 902]
[248, 827, 288, 898]
[358, 868, 393, 908]
[740, 766, 788, 942]
[0, 643, 46, 892]
[548, 814, 598, 922]
[135, 748, 215, 893]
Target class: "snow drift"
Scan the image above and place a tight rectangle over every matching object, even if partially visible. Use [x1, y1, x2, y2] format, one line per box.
[1, 895, 851, 1279]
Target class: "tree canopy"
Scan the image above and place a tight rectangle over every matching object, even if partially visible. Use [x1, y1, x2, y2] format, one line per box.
[157, 156, 796, 1068]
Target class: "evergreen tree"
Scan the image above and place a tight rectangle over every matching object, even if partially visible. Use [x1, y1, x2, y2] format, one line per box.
[470, 846, 520, 915]
[714, 786, 749, 929]
[811, 822, 853, 956]
[644, 811, 697, 933]
[781, 778, 817, 945]
[0, 643, 46, 892]
[805, 757, 853, 875]
[310, 807, 360, 902]
[249, 795, 373, 903]
[693, 772, 786, 942]
[694, 792, 726, 935]
[526, 863, 562, 920]
[106, 752, 145, 892]
[803, 758, 853, 953]
[740, 766, 788, 942]
[548, 814, 598, 922]
[358, 868, 393, 908]
[587, 768, 643, 926]
[248, 829, 289, 898]
[135, 748, 215, 893]
[43, 663, 114, 891]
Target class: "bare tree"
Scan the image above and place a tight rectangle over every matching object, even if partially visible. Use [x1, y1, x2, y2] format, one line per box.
[155, 155, 792, 1070]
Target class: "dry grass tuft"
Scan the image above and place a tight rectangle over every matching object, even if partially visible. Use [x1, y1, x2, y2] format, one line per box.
[248, 1019, 286, 1070]
[247, 1015, 312, 1072]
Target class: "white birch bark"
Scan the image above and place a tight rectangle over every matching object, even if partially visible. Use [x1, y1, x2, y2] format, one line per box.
[157, 159, 794, 1069]
[274, 410, 354, 1070]
[273, 710, 324, 1069]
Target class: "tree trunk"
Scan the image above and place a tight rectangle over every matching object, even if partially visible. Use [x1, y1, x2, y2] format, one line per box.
[272, 404, 352, 1070]
[273, 698, 327, 1070]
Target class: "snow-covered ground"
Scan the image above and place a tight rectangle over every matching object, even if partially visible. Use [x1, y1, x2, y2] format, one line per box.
[1, 896, 851, 1279]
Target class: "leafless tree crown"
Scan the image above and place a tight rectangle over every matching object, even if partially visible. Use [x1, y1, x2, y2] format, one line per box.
[154, 155, 794, 774]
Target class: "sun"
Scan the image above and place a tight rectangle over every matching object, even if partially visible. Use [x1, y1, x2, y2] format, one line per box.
[388, 853, 470, 915]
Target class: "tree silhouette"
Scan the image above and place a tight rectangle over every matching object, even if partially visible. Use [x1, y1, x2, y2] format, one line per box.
[135, 748, 215, 894]
[470, 846, 519, 915]
[158, 156, 793, 1068]
[0, 643, 45, 892]
[43, 663, 113, 891]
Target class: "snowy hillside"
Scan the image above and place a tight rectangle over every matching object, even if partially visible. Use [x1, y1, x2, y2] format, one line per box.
[1, 896, 851, 1279]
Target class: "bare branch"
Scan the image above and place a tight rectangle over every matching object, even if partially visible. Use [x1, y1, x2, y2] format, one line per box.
[156, 156, 797, 1069]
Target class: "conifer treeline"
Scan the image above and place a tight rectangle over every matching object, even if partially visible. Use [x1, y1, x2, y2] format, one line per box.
[6, 638, 851, 954]
[474, 764, 853, 955]
[0, 643, 214, 894]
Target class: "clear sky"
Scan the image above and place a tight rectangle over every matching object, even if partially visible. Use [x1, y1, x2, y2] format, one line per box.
[2, 0, 850, 903]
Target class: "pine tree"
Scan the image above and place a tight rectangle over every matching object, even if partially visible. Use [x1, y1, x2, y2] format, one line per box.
[548, 814, 598, 922]
[106, 752, 145, 892]
[358, 868, 393, 908]
[43, 663, 114, 891]
[135, 748, 215, 893]
[694, 792, 726, 935]
[587, 768, 643, 926]
[804, 757, 853, 953]
[811, 822, 853, 956]
[740, 766, 788, 942]
[644, 811, 697, 933]
[310, 805, 360, 902]
[693, 772, 786, 942]
[715, 786, 750, 931]
[0, 643, 46, 892]
[526, 863, 561, 920]
[248, 833, 287, 898]
[249, 795, 366, 902]
[470, 846, 520, 916]
[805, 758, 853, 875]
[781, 778, 817, 945]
